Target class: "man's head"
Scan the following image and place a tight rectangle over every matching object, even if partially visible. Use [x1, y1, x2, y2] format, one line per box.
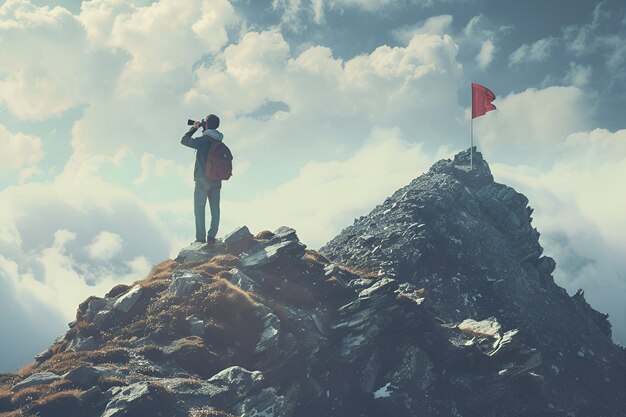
[205, 114, 220, 130]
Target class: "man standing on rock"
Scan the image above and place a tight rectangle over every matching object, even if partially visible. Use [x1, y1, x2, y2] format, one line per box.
[181, 114, 226, 244]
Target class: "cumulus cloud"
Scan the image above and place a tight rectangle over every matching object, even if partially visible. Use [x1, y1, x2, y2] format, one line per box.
[185, 27, 465, 187]
[0, 179, 174, 370]
[392, 14, 454, 43]
[221, 129, 450, 248]
[474, 85, 592, 167]
[0, 123, 44, 177]
[0, 0, 126, 120]
[88, 231, 124, 261]
[508, 37, 558, 66]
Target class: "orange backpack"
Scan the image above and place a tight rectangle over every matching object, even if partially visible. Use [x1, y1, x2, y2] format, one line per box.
[205, 139, 233, 181]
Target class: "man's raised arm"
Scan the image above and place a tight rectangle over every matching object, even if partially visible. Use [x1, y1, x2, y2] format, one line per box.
[181, 122, 201, 149]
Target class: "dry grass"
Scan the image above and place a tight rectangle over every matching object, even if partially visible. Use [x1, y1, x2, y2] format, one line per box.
[0, 389, 11, 412]
[0, 411, 25, 417]
[303, 250, 330, 265]
[29, 389, 82, 417]
[254, 230, 274, 240]
[105, 284, 131, 298]
[138, 345, 164, 362]
[30, 346, 128, 376]
[338, 265, 378, 280]
[0, 377, 83, 417]
[97, 376, 128, 390]
[167, 337, 221, 378]
[144, 259, 178, 282]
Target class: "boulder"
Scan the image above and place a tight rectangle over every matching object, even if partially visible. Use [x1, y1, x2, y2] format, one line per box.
[67, 335, 97, 352]
[233, 387, 294, 417]
[255, 303, 281, 354]
[64, 366, 119, 388]
[102, 382, 171, 417]
[241, 240, 306, 268]
[208, 366, 264, 399]
[176, 241, 225, 263]
[187, 315, 205, 337]
[112, 285, 143, 313]
[228, 268, 259, 293]
[458, 317, 502, 338]
[168, 271, 208, 298]
[12, 372, 61, 391]
[86, 297, 109, 321]
[224, 226, 256, 254]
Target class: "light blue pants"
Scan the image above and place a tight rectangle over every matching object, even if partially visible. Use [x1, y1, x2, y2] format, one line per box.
[194, 180, 221, 241]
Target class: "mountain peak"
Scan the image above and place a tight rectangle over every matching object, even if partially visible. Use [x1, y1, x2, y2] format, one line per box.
[2, 154, 626, 417]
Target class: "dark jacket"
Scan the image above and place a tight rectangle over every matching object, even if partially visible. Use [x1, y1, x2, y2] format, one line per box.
[181, 127, 224, 187]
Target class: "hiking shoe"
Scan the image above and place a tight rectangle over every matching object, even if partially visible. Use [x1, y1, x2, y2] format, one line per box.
[206, 236, 216, 244]
[193, 239, 206, 244]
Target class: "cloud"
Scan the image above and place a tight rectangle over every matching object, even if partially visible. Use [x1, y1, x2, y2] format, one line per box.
[564, 62, 592, 87]
[562, 2, 626, 72]
[88, 231, 124, 261]
[0, 254, 67, 372]
[222, 128, 451, 248]
[392, 14, 454, 43]
[0, 179, 174, 370]
[0, 123, 44, 178]
[474, 85, 592, 167]
[491, 127, 626, 344]
[508, 37, 558, 66]
[476, 39, 495, 69]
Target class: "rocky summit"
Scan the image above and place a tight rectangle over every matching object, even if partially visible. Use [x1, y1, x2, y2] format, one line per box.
[1, 149, 625, 417]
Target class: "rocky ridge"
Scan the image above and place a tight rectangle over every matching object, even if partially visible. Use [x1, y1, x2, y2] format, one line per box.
[0, 149, 624, 417]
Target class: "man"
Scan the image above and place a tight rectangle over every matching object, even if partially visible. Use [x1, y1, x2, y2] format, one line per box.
[181, 114, 223, 244]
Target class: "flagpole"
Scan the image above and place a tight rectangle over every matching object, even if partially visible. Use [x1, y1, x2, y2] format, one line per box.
[470, 116, 473, 170]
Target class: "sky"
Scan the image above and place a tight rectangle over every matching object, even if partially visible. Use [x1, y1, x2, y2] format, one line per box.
[0, 0, 625, 372]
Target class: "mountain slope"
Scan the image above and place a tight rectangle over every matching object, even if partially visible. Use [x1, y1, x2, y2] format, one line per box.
[321, 148, 626, 414]
[1, 149, 624, 417]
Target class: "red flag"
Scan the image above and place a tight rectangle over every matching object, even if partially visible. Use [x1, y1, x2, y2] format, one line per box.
[472, 82, 496, 119]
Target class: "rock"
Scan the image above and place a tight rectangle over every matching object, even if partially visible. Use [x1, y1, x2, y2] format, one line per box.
[241, 240, 306, 268]
[255, 303, 281, 354]
[228, 268, 259, 293]
[80, 385, 106, 404]
[64, 366, 118, 388]
[536, 256, 556, 275]
[208, 366, 264, 398]
[34, 349, 54, 363]
[12, 372, 61, 391]
[240, 226, 306, 268]
[188, 315, 205, 337]
[176, 241, 225, 263]
[224, 226, 256, 254]
[271, 226, 298, 242]
[387, 345, 434, 391]
[112, 285, 143, 313]
[458, 317, 502, 338]
[168, 271, 208, 298]
[233, 387, 294, 417]
[102, 382, 171, 417]
[67, 335, 97, 352]
[86, 297, 108, 321]
[93, 310, 114, 328]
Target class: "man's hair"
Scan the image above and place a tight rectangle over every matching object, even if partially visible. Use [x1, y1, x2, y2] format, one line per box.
[206, 114, 220, 130]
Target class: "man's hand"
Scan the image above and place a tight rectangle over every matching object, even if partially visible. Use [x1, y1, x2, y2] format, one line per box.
[193, 121, 201, 129]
